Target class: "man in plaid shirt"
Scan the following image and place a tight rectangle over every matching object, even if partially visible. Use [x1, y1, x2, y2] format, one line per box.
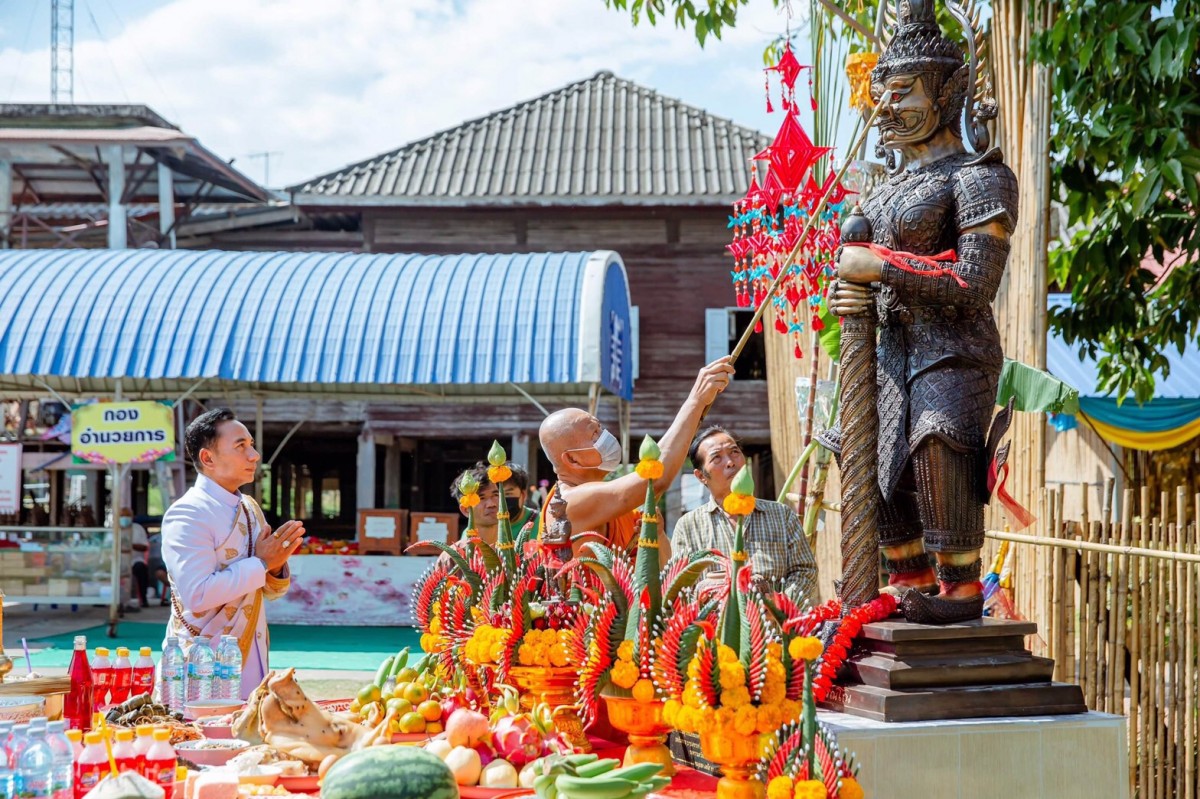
[671, 426, 819, 609]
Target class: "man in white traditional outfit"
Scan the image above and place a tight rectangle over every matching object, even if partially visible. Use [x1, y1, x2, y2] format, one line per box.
[162, 408, 304, 699]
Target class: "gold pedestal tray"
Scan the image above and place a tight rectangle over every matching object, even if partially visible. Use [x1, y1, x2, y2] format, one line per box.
[0, 676, 70, 721]
[601, 694, 674, 777]
[699, 729, 765, 799]
[508, 666, 590, 752]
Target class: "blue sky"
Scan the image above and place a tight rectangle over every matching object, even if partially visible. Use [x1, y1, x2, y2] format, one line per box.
[0, 0, 857, 189]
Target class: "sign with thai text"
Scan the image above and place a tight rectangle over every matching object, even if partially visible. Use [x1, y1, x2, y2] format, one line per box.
[71, 402, 176, 465]
[0, 443, 21, 514]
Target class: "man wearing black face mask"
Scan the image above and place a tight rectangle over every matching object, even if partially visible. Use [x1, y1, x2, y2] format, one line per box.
[449, 461, 536, 546]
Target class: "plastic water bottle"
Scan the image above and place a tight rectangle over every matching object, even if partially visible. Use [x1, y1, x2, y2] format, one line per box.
[218, 636, 242, 701]
[185, 637, 216, 703]
[15, 721, 53, 799]
[43, 721, 73, 799]
[0, 720, 15, 798]
[159, 637, 186, 713]
[211, 638, 228, 701]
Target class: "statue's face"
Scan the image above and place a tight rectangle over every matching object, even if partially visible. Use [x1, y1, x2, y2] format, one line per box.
[872, 72, 941, 150]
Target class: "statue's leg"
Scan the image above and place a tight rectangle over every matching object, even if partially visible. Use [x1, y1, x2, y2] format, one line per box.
[900, 438, 985, 623]
[878, 467, 935, 596]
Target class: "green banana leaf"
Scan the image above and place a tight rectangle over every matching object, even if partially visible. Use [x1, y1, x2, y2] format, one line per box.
[996, 358, 1080, 415]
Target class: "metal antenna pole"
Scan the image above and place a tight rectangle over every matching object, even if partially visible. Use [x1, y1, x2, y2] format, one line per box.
[51, 0, 75, 104]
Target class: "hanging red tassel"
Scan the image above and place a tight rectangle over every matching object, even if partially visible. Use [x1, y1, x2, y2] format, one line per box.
[765, 71, 774, 113]
[811, 314, 825, 332]
[794, 343, 802, 359]
[775, 315, 788, 334]
[755, 320, 764, 334]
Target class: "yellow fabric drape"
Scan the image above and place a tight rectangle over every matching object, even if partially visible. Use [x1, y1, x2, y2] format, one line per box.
[1082, 412, 1200, 451]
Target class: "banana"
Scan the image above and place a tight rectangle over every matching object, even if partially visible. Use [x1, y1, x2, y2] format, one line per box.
[573, 758, 623, 778]
[601, 763, 665, 783]
[565, 753, 601, 767]
[535, 772, 559, 799]
[554, 775, 638, 799]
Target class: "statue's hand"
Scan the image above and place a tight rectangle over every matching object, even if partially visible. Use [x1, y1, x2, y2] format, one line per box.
[836, 245, 883, 284]
[828, 280, 874, 317]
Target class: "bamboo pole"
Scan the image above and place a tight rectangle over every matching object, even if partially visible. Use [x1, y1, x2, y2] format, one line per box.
[1155, 494, 1167, 799]
[1129, 491, 1143, 798]
[1051, 491, 1066, 680]
[1140, 486, 1152, 795]
[1185, 492, 1196, 799]
[1112, 492, 1132, 718]
[983, 530, 1200, 565]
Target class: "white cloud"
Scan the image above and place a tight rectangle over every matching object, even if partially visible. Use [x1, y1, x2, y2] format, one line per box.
[0, 0, 839, 188]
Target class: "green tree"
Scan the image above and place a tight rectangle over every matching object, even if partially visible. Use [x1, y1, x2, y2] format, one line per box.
[1034, 0, 1200, 403]
[604, 0, 1200, 403]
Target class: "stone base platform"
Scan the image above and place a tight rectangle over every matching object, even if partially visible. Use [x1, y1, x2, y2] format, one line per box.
[820, 709, 1128, 799]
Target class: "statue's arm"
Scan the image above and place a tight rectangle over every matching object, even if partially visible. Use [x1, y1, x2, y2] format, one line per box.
[879, 158, 1019, 307]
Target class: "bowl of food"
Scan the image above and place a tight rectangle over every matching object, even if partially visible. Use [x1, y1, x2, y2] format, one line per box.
[183, 699, 244, 721]
[237, 765, 282, 786]
[0, 695, 45, 724]
[173, 738, 251, 767]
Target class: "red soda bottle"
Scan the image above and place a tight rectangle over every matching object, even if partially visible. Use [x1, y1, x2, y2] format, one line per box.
[74, 731, 108, 798]
[145, 729, 177, 799]
[113, 728, 138, 774]
[132, 647, 156, 696]
[90, 647, 113, 710]
[110, 647, 133, 704]
[132, 725, 154, 777]
[64, 636, 95, 731]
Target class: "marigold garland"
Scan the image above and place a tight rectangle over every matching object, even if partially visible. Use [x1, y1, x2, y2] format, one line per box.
[792, 595, 898, 702]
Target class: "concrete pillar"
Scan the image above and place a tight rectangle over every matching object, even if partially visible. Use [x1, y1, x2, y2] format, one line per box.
[510, 432, 534, 475]
[357, 431, 377, 511]
[384, 441, 402, 508]
[0, 158, 11, 249]
[104, 145, 127, 249]
[157, 162, 176, 248]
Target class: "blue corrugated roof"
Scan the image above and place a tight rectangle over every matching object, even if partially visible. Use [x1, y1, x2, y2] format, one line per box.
[1047, 293, 1200, 399]
[0, 249, 631, 394]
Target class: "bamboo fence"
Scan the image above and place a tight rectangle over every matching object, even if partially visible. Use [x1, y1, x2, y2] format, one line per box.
[984, 480, 1199, 799]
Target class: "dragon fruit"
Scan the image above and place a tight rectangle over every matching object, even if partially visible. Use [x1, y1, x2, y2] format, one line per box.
[491, 714, 545, 767]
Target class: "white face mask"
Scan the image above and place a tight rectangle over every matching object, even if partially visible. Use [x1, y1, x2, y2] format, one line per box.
[592, 429, 623, 472]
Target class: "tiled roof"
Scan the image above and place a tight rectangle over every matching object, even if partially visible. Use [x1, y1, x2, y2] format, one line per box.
[292, 71, 770, 207]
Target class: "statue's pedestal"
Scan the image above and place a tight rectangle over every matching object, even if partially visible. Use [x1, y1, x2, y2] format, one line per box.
[822, 617, 1087, 721]
[819, 710, 1128, 799]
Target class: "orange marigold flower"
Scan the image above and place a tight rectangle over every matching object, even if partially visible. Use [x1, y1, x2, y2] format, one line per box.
[635, 459, 665, 480]
[632, 678, 657, 703]
[838, 777, 865, 799]
[789, 636, 824, 661]
[487, 465, 513, 484]
[460, 492, 480, 509]
[767, 777, 795, 799]
[722, 493, 756, 516]
[732, 704, 758, 736]
[617, 640, 636, 662]
[794, 780, 826, 799]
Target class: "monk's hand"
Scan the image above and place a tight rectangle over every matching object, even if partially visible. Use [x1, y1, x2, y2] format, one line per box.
[828, 280, 875, 318]
[691, 358, 736, 406]
[836, 245, 883, 285]
[258, 520, 305, 573]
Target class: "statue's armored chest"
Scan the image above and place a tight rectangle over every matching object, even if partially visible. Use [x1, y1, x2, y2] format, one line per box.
[861, 159, 963, 254]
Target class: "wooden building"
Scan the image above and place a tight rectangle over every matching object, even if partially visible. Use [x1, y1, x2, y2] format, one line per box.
[195, 71, 776, 523]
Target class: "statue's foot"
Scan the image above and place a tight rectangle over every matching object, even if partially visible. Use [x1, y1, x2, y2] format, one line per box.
[900, 584, 984, 625]
[881, 564, 937, 598]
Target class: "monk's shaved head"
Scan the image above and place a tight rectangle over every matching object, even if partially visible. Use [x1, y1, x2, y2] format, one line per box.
[539, 408, 597, 465]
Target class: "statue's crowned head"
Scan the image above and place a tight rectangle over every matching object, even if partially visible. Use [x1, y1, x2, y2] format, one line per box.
[871, 0, 970, 147]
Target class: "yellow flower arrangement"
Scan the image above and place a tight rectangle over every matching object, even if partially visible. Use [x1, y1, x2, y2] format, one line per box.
[464, 623, 512, 665]
[610, 659, 640, 689]
[514, 628, 577, 667]
[845, 51, 880, 114]
[635, 436, 664, 480]
[671, 641, 801, 737]
[486, 440, 513, 485]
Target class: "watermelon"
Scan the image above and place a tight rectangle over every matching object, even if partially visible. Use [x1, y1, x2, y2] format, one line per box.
[321, 745, 457, 799]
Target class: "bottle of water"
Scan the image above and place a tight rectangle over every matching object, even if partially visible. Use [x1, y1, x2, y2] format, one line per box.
[211, 638, 229, 701]
[15, 721, 53, 799]
[159, 636, 186, 712]
[5, 724, 29, 771]
[43, 721, 73, 799]
[0, 720, 15, 798]
[219, 636, 242, 702]
[185, 636, 216, 703]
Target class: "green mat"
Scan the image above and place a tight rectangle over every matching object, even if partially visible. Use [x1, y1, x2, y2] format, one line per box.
[26, 622, 420, 673]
